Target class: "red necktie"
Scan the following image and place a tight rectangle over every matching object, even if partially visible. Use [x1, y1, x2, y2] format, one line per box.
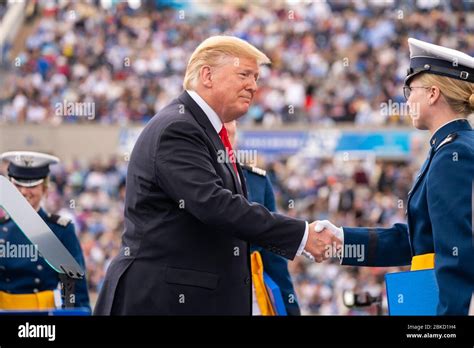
[219, 125, 238, 175]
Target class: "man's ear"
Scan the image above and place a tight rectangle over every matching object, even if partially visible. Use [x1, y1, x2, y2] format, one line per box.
[200, 65, 213, 88]
[428, 85, 441, 106]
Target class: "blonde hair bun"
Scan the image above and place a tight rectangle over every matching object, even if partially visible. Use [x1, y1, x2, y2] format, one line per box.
[469, 93, 474, 110]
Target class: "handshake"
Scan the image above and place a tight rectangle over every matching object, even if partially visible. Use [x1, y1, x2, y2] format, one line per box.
[302, 220, 344, 263]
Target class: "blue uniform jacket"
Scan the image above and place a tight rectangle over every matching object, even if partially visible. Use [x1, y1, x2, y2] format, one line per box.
[242, 165, 301, 316]
[341, 119, 474, 315]
[0, 208, 90, 309]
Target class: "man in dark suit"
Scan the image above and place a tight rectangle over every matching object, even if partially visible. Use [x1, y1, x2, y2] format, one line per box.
[94, 36, 340, 315]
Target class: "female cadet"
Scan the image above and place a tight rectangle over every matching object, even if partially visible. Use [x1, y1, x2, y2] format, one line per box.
[318, 38, 474, 315]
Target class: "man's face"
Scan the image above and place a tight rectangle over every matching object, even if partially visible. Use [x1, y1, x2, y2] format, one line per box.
[208, 56, 259, 122]
[13, 181, 45, 211]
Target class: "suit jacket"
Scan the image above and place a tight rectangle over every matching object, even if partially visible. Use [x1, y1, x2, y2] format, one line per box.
[94, 91, 305, 315]
[341, 119, 474, 315]
[242, 166, 301, 315]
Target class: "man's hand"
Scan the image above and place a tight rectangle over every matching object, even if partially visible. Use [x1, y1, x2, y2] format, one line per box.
[304, 220, 343, 262]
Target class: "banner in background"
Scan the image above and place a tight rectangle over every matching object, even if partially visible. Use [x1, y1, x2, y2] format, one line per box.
[119, 128, 420, 159]
[239, 130, 417, 159]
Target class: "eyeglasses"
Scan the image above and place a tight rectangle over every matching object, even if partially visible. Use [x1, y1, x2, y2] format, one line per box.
[403, 86, 430, 100]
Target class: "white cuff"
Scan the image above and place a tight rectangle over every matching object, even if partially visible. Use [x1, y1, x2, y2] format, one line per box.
[296, 221, 309, 256]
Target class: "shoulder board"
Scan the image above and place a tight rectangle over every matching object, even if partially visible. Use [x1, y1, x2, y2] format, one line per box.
[47, 214, 72, 227]
[435, 133, 458, 152]
[242, 165, 266, 177]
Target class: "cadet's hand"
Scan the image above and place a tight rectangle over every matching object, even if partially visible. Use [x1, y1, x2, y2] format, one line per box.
[304, 221, 342, 262]
[314, 220, 344, 240]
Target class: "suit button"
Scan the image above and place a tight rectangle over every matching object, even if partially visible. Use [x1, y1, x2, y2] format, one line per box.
[34, 278, 41, 284]
[37, 265, 43, 271]
[5, 278, 10, 283]
[33, 288, 39, 293]
[2, 227, 7, 232]
[244, 276, 250, 285]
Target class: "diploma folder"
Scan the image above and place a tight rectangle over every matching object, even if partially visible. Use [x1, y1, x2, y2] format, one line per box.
[263, 272, 287, 316]
[385, 269, 439, 315]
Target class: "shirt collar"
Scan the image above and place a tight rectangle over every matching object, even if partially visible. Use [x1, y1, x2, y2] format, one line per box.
[186, 90, 223, 134]
[430, 118, 472, 148]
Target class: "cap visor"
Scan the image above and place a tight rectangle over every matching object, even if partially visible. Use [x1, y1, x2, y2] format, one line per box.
[10, 177, 45, 187]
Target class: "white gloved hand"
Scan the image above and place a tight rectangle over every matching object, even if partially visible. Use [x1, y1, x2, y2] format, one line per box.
[314, 220, 344, 242]
[302, 250, 315, 262]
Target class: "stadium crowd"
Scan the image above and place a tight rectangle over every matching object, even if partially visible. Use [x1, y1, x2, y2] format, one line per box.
[0, 0, 473, 125]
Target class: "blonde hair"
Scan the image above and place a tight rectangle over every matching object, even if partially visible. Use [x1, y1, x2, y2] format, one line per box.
[183, 36, 271, 90]
[418, 74, 474, 116]
[43, 177, 49, 190]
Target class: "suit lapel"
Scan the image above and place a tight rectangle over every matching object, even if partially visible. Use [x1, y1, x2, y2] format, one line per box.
[407, 148, 433, 202]
[406, 147, 434, 252]
[177, 91, 244, 195]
